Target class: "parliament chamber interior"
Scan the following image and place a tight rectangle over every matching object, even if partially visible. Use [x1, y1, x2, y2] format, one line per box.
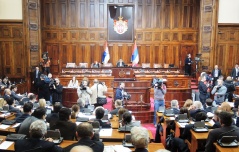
[0, 0, 239, 152]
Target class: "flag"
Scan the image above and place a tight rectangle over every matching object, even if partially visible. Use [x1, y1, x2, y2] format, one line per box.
[131, 40, 139, 65]
[102, 41, 110, 64]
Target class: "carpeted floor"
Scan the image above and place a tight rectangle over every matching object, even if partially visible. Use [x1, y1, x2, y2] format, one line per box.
[104, 97, 156, 140]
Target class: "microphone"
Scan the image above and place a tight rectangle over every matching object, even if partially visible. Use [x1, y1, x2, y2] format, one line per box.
[217, 129, 235, 140]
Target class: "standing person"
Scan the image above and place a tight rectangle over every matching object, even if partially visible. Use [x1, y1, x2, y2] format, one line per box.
[184, 53, 192, 76]
[153, 81, 166, 126]
[68, 76, 79, 88]
[77, 80, 92, 108]
[115, 82, 127, 101]
[41, 57, 51, 75]
[198, 74, 209, 105]
[90, 79, 107, 107]
[32, 66, 41, 93]
[36, 74, 50, 101]
[231, 64, 239, 80]
[52, 78, 63, 105]
[211, 65, 222, 86]
[211, 79, 227, 105]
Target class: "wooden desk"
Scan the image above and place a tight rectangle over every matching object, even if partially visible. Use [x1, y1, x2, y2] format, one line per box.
[0, 124, 16, 136]
[0, 113, 16, 120]
[214, 143, 239, 152]
[162, 116, 175, 146]
[104, 142, 165, 151]
[110, 115, 119, 129]
[100, 129, 153, 142]
[190, 129, 211, 152]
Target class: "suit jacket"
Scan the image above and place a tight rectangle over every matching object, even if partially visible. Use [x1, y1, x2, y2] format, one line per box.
[185, 57, 192, 65]
[198, 81, 208, 99]
[94, 119, 111, 128]
[15, 138, 62, 152]
[116, 61, 125, 67]
[63, 137, 104, 152]
[46, 113, 59, 128]
[205, 126, 239, 152]
[211, 85, 227, 104]
[204, 106, 213, 113]
[32, 70, 41, 84]
[15, 113, 31, 123]
[36, 80, 50, 101]
[50, 120, 76, 140]
[18, 116, 38, 137]
[231, 68, 239, 79]
[11, 91, 22, 101]
[110, 107, 121, 115]
[115, 87, 123, 101]
[211, 69, 222, 78]
[52, 84, 63, 103]
[189, 109, 206, 119]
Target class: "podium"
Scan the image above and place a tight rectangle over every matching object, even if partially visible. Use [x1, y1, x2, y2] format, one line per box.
[112, 68, 135, 81]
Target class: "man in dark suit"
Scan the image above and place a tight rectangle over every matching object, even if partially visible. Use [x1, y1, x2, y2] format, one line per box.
[15, 120, 62, 152]
[64, 122, 104, 152]
[10, 85, 23, 101]
[198, 74, 209, 105]
[211, 65, 222, 86]
[36, 74, 50, 101]
[3, 88, 11, 101]
[231, 64, 239, 80]
[50, 108, 76, 140]
[15, 102, 33, 123]
[205, 111, 239, 152]
[52, 78, 63, 105]
[204, 98, 213, 113]
[116, 59, 126, 67]
[115, 82, 126, 101]
[94, 107, 111, 128]
[32, 66, 41, 93]
[6, 97, 21, 115]
[184, 53, 192, 75]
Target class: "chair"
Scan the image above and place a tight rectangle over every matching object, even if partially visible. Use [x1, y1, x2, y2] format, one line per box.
[142, 63, 150, 68]
[79, 63, 88, 68]
[66, 63, 76, 68]
[164, 64, 169, 68]
[154, 63, 162, 68]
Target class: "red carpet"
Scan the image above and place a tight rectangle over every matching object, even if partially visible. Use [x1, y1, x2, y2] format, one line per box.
[104, 97, 156, 140]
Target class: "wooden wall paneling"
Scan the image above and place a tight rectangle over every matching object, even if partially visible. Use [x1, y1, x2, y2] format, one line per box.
[145, 0, 153, 28]
[136, 0, 143, 28]
[70, 0, 77, 27]
[0, 42, 2, 76]
[98, 1, 105, 27]
[59, 0, 67, 27]
[78, 0, 87, 27]
[13, 41, 24, 75]
[154, 0, 162, 28]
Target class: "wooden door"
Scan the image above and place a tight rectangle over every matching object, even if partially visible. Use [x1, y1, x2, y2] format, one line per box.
[45, 44, 59, 75]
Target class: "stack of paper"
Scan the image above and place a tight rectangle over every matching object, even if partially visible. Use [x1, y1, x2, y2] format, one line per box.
[100, 129, 112, 136]
[0, 141, 14, 150]
[104, 145, 131, 152]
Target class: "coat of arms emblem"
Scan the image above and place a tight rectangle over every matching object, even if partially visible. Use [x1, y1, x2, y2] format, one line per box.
[113, 16, 128, 34]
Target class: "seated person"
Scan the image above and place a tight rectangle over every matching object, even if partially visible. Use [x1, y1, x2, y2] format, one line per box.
[210, 110, 221, 128]
[204, 98, 214, 113]
[18, 107, 46, 137]
[0, 98, 7, 111]
[116, 59, 126, 67]
[71, 104, 80, 119]
[91, 61, 101, 68]
[50, 108, 76, 140]
[131, 126, 150, 152]
[68, 76, 79, 88]
[15, 120, 62, 152]
[189, 101, 206, 119]
[3, 88, 12, 101]
[110, 100, 123, 115]
[46, 102, 62, 127]
[118, 112, 140, 131]
[94, 107, 111, 128]
[171, 112, 207, 152]
[205, 111, 239, 152]
[177, 107, 189, 119]
[117, 107, 128, 118]
[183, 99, 193, 110]
[10, 85, 23, 102]
[77, 98, 88, 113]
[6, 97, 21, 114]
[15, 102, 33, 123]
[70, 146, 93, 152]
[169, 100, 180, 114]
[63, 122, 104, 152]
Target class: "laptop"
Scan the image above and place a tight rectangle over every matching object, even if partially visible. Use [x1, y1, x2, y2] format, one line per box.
[177, 114, 189, 123]
[122, 134, 134, 148]
[157, 106, 165, 113]
[164, 109, 175, 117]
[217, 136, 239, 147]
[192, 121, 208, 132]
[46, 130, 63, 144]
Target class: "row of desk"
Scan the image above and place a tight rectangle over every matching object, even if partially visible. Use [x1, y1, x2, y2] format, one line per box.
[157, 112, 239, 152]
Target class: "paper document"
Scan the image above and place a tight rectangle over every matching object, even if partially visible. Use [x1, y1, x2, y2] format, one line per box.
[100, 129, 112, 136]
[0, 141, 14, 150]
[104, 145, 131, 152]
[0, 124, 10, 129]
[178, 122, 188, 128]
[12, 123, 21, 128]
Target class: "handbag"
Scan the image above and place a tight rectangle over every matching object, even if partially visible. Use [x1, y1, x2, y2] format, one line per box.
[97, 97, 107, 105]
[96, 84, 107, 105]
[166, 132, 174, 150]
